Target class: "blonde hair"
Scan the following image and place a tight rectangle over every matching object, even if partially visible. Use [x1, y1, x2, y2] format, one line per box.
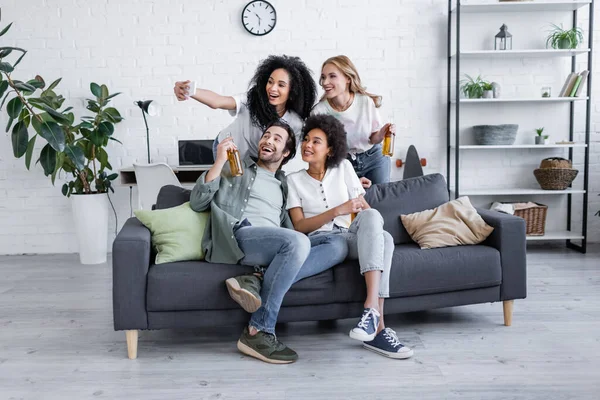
[319, 55, 382, 108]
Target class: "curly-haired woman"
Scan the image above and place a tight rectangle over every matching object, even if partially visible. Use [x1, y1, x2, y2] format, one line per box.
[312, 55, 394, 185]
[286, 114, 413, 359]
[174, 55, 317, 161]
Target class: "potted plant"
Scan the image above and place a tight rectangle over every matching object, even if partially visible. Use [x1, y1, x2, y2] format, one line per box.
[546, 23, 584, 49]
[482, 82, 494, 98]
[1, 15, 123, 264]
[460, 74, 493, 99]
[535, 127, 549, 145]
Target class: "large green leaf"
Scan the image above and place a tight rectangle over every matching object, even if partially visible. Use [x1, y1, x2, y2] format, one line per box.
[0, 48, 12, 58]
[39, 144, 57, 176]
[86, 100, 100, 113]
[34, 103, 71, 125]
[0, 80, 8, 99]
[12, 51, 27, 69]
[64, 144, 85, 170]
[5, 116, 13, 133]
[100, 84, 109, 99]
[11, 120, 28, 157]
[103, 107, 123, 123]
[51, 152, 65, 185]
[97, 147, 109, 169]
[6, 96, 22, 118]
[18, 108, 30, 127]
[35, 120, 66, 152]
[47, 78, 61, 91]
[106, 92, 122, 101]
[98, 121, 114, 137]
[0, 23, 13, 37]
[14, 81, 35, 93]
[25, 135, 37, 169]
[90, 82, 101, 98]
[0, 62, 13, 73]
[89, 130, 104, 147]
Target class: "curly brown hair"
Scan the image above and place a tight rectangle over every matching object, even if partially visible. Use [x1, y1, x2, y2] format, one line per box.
[263, 120, 296, 166]
[302, 114, 348, 169]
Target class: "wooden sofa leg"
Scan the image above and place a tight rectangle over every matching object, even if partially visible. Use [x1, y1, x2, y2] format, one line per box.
[503, 300, 514, 326]
[126, 330, 138, 359]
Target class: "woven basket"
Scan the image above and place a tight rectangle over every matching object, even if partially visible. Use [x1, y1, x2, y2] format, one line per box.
[506, 203, 548, 236]
[473, 124, 518, 145]
[534, 157, 578, 190]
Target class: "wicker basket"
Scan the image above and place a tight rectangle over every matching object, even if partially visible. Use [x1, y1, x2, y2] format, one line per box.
[534, 157, 578, 190]
[473, 124, 518, 145]
[505, 202, 548, 236]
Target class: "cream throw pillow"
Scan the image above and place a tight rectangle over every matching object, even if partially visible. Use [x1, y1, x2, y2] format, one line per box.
[400, 196, 494, 249]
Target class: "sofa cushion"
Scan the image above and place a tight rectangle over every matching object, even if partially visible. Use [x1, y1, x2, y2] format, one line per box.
[365, 173, 449, 244]
[134, 202, 209, 264]
[333, 244, 502, 303]
[147, 261, 336, 311]
[400, 196, 494, 249]
[156, 185, 192, 210]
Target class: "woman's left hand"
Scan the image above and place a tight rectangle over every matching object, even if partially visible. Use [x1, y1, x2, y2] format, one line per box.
[360, 177, 372, 189]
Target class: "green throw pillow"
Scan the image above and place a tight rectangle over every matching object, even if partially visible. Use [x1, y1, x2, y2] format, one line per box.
[134, 202, 209, 264]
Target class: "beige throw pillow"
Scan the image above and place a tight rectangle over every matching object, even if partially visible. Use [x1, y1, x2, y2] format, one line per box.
[400, 197, 494, 249]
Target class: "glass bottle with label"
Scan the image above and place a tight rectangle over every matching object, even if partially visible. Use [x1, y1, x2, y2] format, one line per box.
[382, 117, 395, 157]
[226, 133, 243, 176]
[350, 187, 362, 222]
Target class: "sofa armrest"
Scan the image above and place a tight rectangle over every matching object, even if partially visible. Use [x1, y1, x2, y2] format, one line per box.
[477, 208, 527, 301]
[112, 217, 151, 331]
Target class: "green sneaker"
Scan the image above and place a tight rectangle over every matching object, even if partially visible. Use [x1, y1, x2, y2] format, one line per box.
[225, 274, 262, 313]
[237, 327, 298, 364]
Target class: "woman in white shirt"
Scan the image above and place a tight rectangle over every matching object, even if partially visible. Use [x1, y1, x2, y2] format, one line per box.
[174, 55, 317, 161]
[287, 114, 413, 359]
[311, 55, 395, 185]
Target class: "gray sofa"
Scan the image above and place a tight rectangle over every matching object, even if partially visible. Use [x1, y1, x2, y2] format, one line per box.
[112, 173, 527, 359]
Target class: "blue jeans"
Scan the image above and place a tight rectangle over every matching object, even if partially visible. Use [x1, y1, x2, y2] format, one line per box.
[347, 143, 391, 185]
[307, 209, 392, 298]
[234, 226, 347, 334]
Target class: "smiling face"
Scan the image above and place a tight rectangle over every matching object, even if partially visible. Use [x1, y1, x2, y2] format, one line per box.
[265, 68, 291, 109]
[319, 63, 350, 99]
[301, 128, 331, 165]
[258, 125, 290, 166]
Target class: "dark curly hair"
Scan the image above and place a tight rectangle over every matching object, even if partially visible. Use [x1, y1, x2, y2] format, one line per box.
[263, 120, 297, 166]
[246, 55, 317, 129]
[302, 114, 348, 169]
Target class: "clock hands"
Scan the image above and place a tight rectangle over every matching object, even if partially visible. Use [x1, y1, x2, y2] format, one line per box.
[254, 12, 262, 27]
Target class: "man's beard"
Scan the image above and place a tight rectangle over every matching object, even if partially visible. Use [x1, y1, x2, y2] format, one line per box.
[259, 150, 284, 167]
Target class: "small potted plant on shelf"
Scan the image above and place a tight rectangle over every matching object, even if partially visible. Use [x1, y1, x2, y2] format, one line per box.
[545, 23, 584, 49]
[460, 74, 493, 99]
[535, 127, 549, 145]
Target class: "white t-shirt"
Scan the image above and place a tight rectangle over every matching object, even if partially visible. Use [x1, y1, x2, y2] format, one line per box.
[286, 159, 365, 233]
[217, 94, 304, 161]
[311, 93, 383, 154]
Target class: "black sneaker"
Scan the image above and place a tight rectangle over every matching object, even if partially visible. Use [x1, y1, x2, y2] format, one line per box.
[225, 274, 262, 313]
[363, 328, 414, 359]
[237, 327, 298, 364]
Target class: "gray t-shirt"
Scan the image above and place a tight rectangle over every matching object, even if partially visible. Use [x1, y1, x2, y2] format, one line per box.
[241, 167, 283, 228]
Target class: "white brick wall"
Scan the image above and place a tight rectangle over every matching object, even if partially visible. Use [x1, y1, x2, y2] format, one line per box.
[0, 0, 598, 255]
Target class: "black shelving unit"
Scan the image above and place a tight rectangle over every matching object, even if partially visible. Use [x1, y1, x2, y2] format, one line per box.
[446, 0, 594, 253]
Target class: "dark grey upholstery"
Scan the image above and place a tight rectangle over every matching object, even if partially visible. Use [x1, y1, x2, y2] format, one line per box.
[113, 173, 527, 333]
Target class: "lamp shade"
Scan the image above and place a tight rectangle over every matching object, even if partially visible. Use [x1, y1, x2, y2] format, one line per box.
[135, 100, 158, 116]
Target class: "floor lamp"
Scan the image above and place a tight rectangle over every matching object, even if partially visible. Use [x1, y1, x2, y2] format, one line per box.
[134, 100, 157, 163]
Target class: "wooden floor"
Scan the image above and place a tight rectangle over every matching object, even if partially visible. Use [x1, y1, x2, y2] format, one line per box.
[1, 244, 599, 400]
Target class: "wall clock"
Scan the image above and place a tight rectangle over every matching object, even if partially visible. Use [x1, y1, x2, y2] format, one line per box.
[242, 0, 277, 36]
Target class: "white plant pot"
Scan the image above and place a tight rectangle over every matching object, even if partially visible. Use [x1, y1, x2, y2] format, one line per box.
[71, 193, 109, 264]
[482, 90, 494, 99]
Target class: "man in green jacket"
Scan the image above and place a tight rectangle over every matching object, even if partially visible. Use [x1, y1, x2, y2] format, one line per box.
[190, 121, 347, 364]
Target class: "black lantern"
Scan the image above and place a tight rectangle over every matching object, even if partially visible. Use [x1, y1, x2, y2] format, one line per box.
[495, 24, 512, 50]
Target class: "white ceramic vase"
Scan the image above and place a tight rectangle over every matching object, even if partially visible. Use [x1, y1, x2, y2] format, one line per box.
[71, 193, 109, 264]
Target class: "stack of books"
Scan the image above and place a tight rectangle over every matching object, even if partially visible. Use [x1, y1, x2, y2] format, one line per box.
[558, 70, 589, 97]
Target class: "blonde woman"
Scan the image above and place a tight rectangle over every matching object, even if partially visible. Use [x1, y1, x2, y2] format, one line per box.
[311, 55, 394, 185]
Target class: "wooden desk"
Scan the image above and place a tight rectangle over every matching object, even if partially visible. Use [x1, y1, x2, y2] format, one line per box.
[119, 165, 212, 185]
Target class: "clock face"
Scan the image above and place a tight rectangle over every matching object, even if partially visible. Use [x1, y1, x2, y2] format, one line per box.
[242, 0, 277, 36]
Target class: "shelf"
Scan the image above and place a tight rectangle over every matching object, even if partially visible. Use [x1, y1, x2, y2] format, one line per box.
[451, 97, 588, 103]
[451, 144, 587, 149]
[452, 188, 586, 196]
[452, 1, 591, 13]
[451, 49, 590, 58]
[527, 230, 585, 241]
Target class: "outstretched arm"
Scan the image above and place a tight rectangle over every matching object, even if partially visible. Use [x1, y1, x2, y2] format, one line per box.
[174, 80, 236, 110]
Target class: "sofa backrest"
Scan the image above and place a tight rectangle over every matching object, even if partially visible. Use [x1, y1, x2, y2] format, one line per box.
[364, 173, 449, 244]
[156, 185, 192, 209]
[155, 174, 449, 245]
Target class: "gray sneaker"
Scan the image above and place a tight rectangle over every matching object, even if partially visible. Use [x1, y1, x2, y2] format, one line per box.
[225, 274, 262, 313]
[237, 327, 298, 364]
